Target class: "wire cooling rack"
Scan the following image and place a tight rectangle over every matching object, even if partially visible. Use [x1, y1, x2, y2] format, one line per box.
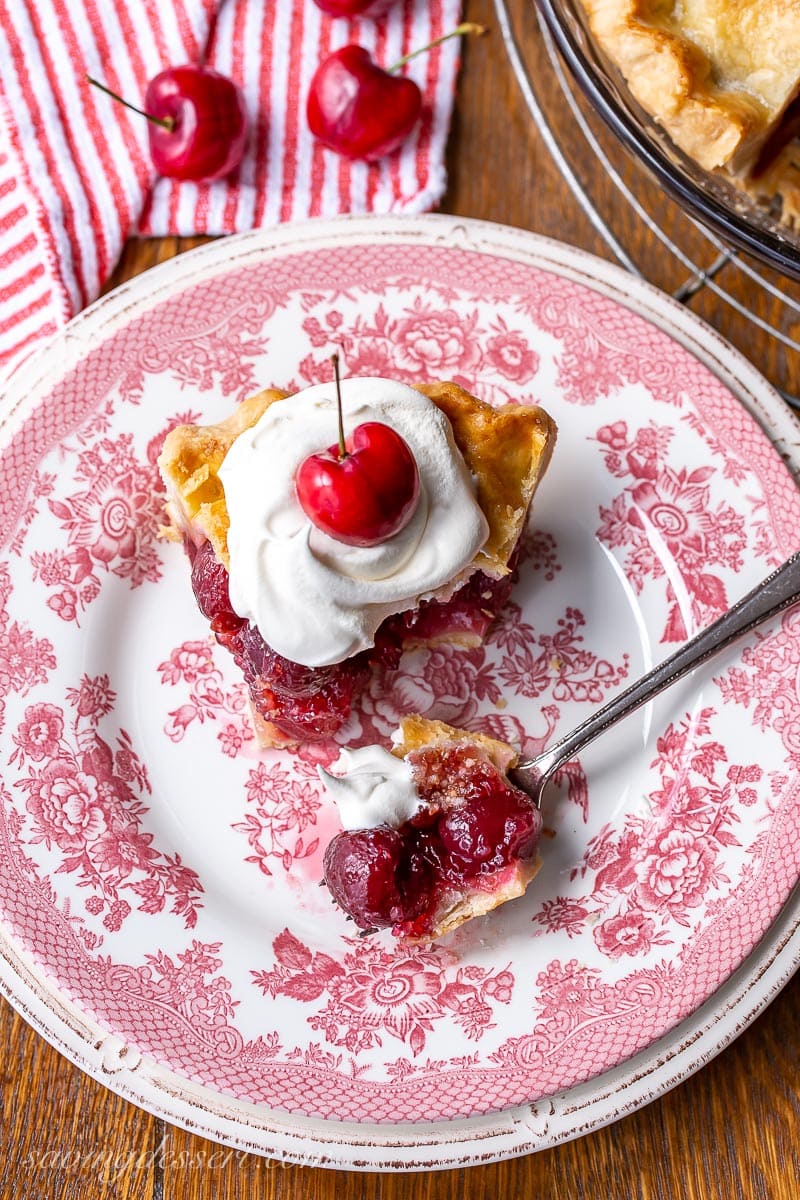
[494, 0, 800, 409]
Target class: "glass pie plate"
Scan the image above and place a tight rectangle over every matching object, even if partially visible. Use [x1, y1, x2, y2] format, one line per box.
[3, 214, 800, 1170]
[534, 0, 800, 281]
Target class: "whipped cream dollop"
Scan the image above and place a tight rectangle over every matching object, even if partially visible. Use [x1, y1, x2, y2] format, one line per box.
[318, 745, 422, 830]
[218, 378, 489, 667]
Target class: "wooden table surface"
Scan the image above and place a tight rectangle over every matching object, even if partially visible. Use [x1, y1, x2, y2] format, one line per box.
[2, 0, 800, 1195]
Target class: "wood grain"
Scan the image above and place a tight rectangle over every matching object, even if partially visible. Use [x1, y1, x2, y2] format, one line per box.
[3, 0, 800, 1194]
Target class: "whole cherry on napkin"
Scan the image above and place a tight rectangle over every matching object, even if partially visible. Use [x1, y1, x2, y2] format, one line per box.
[87, 66, 247, 182]
[307, 23, 485, 160]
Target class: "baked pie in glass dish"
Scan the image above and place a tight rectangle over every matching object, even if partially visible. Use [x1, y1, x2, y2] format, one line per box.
[319, 716, 543, 941]
[158, 377, 556, 749]
[536, 0, 800, 277]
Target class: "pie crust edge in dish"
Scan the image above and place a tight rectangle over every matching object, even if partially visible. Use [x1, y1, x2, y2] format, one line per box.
[578, 0, 800, 227]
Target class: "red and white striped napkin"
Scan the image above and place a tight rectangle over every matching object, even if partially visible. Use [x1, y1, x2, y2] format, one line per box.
[0, 0, 463, 381]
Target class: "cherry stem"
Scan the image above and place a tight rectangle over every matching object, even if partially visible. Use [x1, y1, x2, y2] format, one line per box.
[389, 22, 487, 73]
[86, 75, 175, 132]
[332, 353, 347, 460]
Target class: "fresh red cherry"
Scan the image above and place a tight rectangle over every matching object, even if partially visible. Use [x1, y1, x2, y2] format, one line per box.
[87, 67, 247, 182]
[144, 66, 247, 180]
[297, 421, 420, 546]
[306, 46, 421, 161]
[307, 23, 485, 161]
[312, 0, 397, 15]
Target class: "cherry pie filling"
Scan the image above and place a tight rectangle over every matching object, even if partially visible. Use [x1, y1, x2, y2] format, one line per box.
[189, 538, 518, 744]
[322, 742, 542, 938]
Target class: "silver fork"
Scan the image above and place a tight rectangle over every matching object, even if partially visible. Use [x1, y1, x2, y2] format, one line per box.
[510, 549, 800, 806]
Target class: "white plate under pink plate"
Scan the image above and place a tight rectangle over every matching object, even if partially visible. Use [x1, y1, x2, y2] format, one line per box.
[2, 215, 800, 1169]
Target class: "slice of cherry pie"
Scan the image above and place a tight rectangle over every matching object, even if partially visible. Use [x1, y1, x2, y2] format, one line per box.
[158, 379, 556, 749]
[320, 715, 543, 940]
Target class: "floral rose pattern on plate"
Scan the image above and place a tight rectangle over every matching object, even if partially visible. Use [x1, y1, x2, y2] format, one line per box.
[113, 295, 276, 407]
[10, 674, 204, 936]
[159, 639, 254, 757]
[31, 434, 163, 623]
[595, 419, 750, 642]
[233, 760, 322, 876]
[295, 297, 542, 407]
[529, 707, 768, 957]
[0, 562, 55, 727]
[23, 412, 198, 624]
[717, 607, 800, 765]
[100, 940, 241, 1054]
[489, 958, 667, 1073]
[2, 235, 800, 1126]
[158, 645, 325, 875]
[253, 929, 515, 1058]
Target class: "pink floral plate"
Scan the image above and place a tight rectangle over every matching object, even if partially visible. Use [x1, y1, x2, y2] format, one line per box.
[2, 215, 800, 1170]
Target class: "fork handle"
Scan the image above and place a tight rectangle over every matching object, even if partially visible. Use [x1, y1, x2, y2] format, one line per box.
[515, 548, 800, 783]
